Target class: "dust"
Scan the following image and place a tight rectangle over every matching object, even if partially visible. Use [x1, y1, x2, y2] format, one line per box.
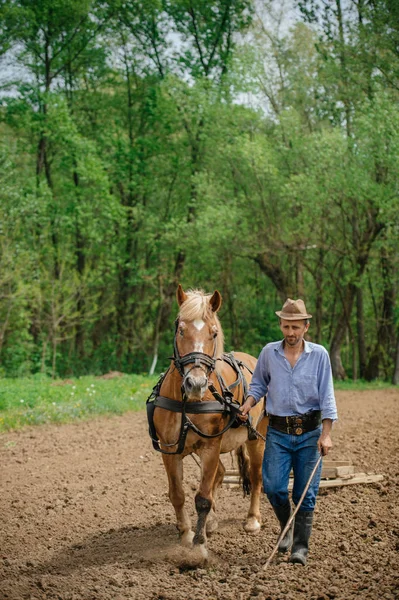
[164, 542, 223, 571]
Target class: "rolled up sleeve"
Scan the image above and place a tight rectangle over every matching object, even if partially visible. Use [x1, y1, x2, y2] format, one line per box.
[318, 349, 338, 421]
[248, 347, 270, 404]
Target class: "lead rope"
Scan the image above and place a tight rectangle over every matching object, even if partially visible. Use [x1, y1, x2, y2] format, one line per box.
[246, 420, 267, 442]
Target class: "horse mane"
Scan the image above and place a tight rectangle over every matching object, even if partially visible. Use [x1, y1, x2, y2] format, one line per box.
[178, 289, 224, 359]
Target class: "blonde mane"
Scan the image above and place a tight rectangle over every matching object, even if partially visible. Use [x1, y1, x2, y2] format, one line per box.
[178, 289, 224, 359]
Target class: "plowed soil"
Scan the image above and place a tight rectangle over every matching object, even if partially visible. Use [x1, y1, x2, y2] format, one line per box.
[1, 389, 398, 600]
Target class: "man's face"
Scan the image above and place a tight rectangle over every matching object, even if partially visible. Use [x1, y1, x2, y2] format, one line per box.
[279, 319, 309, 348]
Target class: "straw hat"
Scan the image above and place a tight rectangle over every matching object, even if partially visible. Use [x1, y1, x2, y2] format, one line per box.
[275, 298, 312, 320]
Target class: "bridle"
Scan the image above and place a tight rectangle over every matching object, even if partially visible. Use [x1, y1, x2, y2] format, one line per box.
[172, 318, 217, 396]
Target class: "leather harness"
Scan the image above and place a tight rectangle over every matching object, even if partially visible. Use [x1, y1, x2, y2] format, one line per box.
[146, 320, 256, 455]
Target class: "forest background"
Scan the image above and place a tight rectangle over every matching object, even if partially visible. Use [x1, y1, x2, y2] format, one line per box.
[0, 0, 398, 384]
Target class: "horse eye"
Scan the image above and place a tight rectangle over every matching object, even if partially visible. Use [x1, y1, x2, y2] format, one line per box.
[179, 328, 184, 336]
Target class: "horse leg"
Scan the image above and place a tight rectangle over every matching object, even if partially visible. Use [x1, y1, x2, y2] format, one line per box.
[206, 459, 225, 534]
[243, 437, 265, 534]
[162, 454, 194, 547]
[194, 442, 221, 558]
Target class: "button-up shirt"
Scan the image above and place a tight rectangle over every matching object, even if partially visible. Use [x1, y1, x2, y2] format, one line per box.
[249, 340, 338, 421]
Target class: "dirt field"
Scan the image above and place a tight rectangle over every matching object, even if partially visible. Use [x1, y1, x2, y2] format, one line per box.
[1, 389, 399, 600]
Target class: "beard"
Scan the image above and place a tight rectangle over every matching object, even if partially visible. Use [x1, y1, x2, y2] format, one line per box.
[285, 336, 301, 347]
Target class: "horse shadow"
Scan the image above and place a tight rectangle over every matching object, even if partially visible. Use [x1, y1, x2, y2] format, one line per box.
[33, 515, 246, 578]
[38, 522, 183, 576]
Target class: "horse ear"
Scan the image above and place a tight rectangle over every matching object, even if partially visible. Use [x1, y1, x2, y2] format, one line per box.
[209, 290, 222, 313]
[176, 284, 188, 307]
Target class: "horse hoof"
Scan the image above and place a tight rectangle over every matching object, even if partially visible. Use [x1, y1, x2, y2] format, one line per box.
[244, 517, 261, 534]
[181, 530, 195, 547]
[193, 543, 208, 563]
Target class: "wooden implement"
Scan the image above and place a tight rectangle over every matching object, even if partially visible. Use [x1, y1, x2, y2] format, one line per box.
[223, 460, 383, 490]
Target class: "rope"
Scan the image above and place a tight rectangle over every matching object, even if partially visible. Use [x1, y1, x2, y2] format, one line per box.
[246, 421, 266, 442]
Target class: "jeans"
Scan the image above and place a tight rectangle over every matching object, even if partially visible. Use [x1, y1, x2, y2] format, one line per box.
[262, 425, 322, 512]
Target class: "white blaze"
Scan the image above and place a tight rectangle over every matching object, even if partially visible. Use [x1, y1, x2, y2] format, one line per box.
[194, 342, 204, 353]
[193, 319, 205, 331]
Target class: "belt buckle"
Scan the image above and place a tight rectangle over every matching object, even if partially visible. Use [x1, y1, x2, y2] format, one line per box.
[293, 417, 303, 435]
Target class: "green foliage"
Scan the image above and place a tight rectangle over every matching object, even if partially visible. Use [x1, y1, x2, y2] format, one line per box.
[164, 0, 253, 78]
[334, 379, 396, 391]
[0, 0, 398, 383]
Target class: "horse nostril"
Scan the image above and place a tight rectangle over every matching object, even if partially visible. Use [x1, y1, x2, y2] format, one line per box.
[184, 374, 207, 394]
[199, 377, 207, 389]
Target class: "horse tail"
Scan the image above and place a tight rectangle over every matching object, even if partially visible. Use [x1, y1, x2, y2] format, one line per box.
[236, 445, 251, 496]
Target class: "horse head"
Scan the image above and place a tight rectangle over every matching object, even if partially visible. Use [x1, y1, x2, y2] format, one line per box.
[175, 284, 224, 400]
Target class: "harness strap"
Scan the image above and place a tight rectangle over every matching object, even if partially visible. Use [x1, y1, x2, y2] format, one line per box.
[147, 399, 191, 454]
[154, 396, 227, 414]
[186, 410, 240, 440]
[222, 352, 252, 396]
[147, 397, 241, 454]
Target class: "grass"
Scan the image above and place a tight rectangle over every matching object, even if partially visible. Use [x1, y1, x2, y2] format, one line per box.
[0, 373, 158, 433]
[334, 378, 396, 391]
[0, 373, 396, 433]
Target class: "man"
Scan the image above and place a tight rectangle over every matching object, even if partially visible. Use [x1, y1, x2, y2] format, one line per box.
[240, 298, 337, 565]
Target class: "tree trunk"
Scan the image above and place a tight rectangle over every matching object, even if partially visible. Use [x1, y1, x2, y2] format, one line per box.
[37, 118, 60, 281]
[149, 278, 165, 375]
[296, 252, 305, 298]
[255, 253, 295, 302]
[351, 330, 357, 381]
[365, 247, 395, 380]
[74, 169, 86, 359]
[336, 0, 352, 139]
[314, 248, 324, 344]
[378, 249, 395, 379]
[330, 321, 348, 380]
[65, 60, 86, 361]
[0, 299, 13, 356]
[393, 332, 399, 385]
[329, 284, 356, 379]
[116, 50, 140, 363]
[36, 43, 60, 280]
[356, 287, 367, 378]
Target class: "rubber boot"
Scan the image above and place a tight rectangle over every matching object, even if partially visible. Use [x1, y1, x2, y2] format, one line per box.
[289, 510, 314, 565]
[273, 502, 294, 553]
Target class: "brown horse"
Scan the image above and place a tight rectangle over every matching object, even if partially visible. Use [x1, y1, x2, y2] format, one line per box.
[147, 285, 268, 559]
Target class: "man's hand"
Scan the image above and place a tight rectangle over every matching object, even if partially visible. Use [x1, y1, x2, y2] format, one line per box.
[238, 395, 256, 421]
[318, 418, 333, 456]
[318, 432, 333, 456]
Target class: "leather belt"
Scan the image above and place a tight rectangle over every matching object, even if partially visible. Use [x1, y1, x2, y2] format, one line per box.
[268, 410, 321, 435]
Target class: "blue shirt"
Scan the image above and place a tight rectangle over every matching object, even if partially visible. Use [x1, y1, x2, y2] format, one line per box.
[249, 340, 338, 421]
